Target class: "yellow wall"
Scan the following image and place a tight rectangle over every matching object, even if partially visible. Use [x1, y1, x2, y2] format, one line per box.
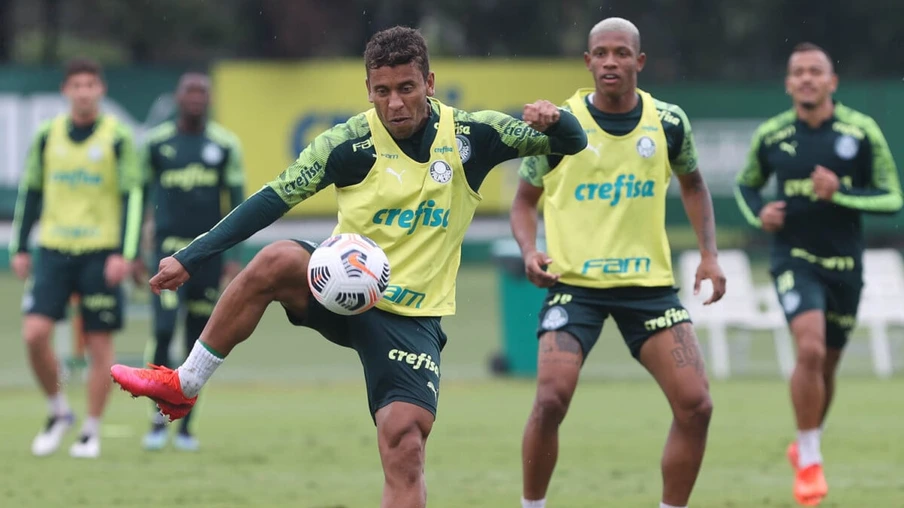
[212, 59, 589, 216]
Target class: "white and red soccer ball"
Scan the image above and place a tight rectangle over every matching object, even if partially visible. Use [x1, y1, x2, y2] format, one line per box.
[307, 233, 391, 315]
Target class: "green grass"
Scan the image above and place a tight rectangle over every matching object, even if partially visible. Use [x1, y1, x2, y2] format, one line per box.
[0, 267, 903, 506]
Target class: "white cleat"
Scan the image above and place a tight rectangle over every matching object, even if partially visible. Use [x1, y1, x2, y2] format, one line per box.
[69, 434, 100, 459]
[173, 433, 199, 452]
[31, 414, 75, 457]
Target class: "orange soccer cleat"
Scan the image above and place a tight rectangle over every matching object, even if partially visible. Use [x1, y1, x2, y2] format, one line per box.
[787, 441, 800, 471]
[111, 364, 197, 420]
[794, 463, 828, 506]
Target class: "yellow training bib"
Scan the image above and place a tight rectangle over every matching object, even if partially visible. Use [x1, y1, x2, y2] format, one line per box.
[543, 89, 674, 288]
[40, 115, 123, 253]
[333, 99, 481, 316]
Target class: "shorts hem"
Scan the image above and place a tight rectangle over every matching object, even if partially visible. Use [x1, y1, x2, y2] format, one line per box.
[371, 395, 438, 424]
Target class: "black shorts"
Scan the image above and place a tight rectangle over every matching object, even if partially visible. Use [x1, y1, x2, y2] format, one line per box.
[25, 248, 124, 332]
[771, 259, 862, 349]
[285, 240, 446, 421]
[152, 247, 223, 334]
[536, 282, 691, 360]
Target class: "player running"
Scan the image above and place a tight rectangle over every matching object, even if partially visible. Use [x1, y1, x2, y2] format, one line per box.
[735, 42, 902, 506]
[110, 26, 586, 507]
[514, 18, 725, 508]
[138, 72, 246, 452]
[11, 58, 143, 459]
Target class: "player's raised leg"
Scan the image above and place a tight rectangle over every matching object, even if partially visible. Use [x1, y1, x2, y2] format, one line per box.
[111, 240, 312, 418]
[638, 323, 713, 507]
[143, 286, 179, 450]
[521, 331, 582, 506]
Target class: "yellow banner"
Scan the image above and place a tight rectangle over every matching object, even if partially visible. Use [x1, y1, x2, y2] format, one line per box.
[212, 59, 589, 216]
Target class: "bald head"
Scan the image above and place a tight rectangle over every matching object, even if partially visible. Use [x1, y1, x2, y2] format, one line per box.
[589, 17, 640, 53]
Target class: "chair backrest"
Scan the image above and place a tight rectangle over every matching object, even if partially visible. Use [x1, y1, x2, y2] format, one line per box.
[859, 249, 904, 317]
[678, 249, 761, 321]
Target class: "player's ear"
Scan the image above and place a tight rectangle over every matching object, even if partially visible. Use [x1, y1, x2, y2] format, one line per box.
[425, 71, 435, 97]
[583, 51, 591, 71]
[365, 78, 374, 103]
[636, 52, 646, 72]
[829, 73, 838, 94]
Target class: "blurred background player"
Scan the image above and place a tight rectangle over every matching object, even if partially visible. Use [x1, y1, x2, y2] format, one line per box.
[9, 57, 143, 459]
[111, 26, 586, 508]
[514, 18, 725, 508]
[138, 72, 246, 452]
[735, 42, 902, 506]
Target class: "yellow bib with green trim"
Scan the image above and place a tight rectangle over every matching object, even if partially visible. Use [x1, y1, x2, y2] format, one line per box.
[40, 115, 122, 253]
[543, 89, 674, 288]
[333, 100, 481, 316]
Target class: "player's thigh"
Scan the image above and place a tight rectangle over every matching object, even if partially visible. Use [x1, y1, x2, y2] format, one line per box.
[75, 250, 124, 332]
[251, 239, 315, 317]
[536, 283, 608, 361]
[772, 264, 827, 331]
[823, 275, 862, 350]
[184, 255, 223, 321]
[24, 248, 76, 322]
[609, 286, 692, 361]
[638, 323, 711, 416]
[349, 309, 445, 423]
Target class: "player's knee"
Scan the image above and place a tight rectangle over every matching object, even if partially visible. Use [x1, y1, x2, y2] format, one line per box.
[22, 316, 53, 349]
[379, 422, 427, 485]
[245, 241, 307, 292]
[796, 338, 826, 370]
[673, 389, 713, 428]
[532, 384, 572, 426]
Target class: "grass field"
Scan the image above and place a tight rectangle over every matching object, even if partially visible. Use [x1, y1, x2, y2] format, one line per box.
[1, 266, 903, 507]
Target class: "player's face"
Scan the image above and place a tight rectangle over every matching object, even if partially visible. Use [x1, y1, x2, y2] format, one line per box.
[786, 51, 837, 109]
[62, 72, 105, 117]
[177, 77, 211, 118]
[584, 31, 645, 98]
[367, 62, 435, 140]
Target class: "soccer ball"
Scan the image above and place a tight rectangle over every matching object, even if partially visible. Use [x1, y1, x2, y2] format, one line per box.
[307, 233, 391, 316]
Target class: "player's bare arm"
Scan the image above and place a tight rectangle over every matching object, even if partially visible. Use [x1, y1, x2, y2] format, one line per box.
[677, 170, 726, 304]
[511, 179, 559, 288]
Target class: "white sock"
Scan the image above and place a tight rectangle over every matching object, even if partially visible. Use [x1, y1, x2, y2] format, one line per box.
[177, 341, 224, 398]
[151, 412, 168, 426]
[81, 416, 100, 437]
[797, 428, 822, 468]
[661, 503, 687, 508]
[48, 392, 70, 416]
[521, 498, 546, 508]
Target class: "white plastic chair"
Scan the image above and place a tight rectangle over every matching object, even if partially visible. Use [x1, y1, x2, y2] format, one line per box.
[857, 249, 904, 378]
[679, 250, 794, 380]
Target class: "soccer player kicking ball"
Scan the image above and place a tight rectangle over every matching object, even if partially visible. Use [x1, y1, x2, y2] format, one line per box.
[514, 18, 726, 508]
[137, 72, 246, 452]
[110, 26, 586, 508]
[11, 58, 143, 459]
[735, 42, 902, 506]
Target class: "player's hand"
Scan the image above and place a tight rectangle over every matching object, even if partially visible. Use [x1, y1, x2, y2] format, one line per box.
[222, 261, 242, 287]
[523, 250, 559, 288]
[11, 252, 31, 280]
[522, 100, 561, 132]
[104, 254, 129, 287]
[811, 165, 840, 201]
[695, 254, 727, 305]
[759, 201, 786, 232]
[150, 256, 190, 295]
[131, 259, 148, 286]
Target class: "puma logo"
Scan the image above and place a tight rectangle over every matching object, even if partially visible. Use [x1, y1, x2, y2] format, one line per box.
[426, 381, 438, 401]
[779, 141, 797, 157]
[386, 167, 406, 184]
[585, 143, 601, 157]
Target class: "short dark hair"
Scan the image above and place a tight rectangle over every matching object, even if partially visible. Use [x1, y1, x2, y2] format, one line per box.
[63, 57, 104, 82]
[791, 42, 831, 61]
[364, 26, 430, 79]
